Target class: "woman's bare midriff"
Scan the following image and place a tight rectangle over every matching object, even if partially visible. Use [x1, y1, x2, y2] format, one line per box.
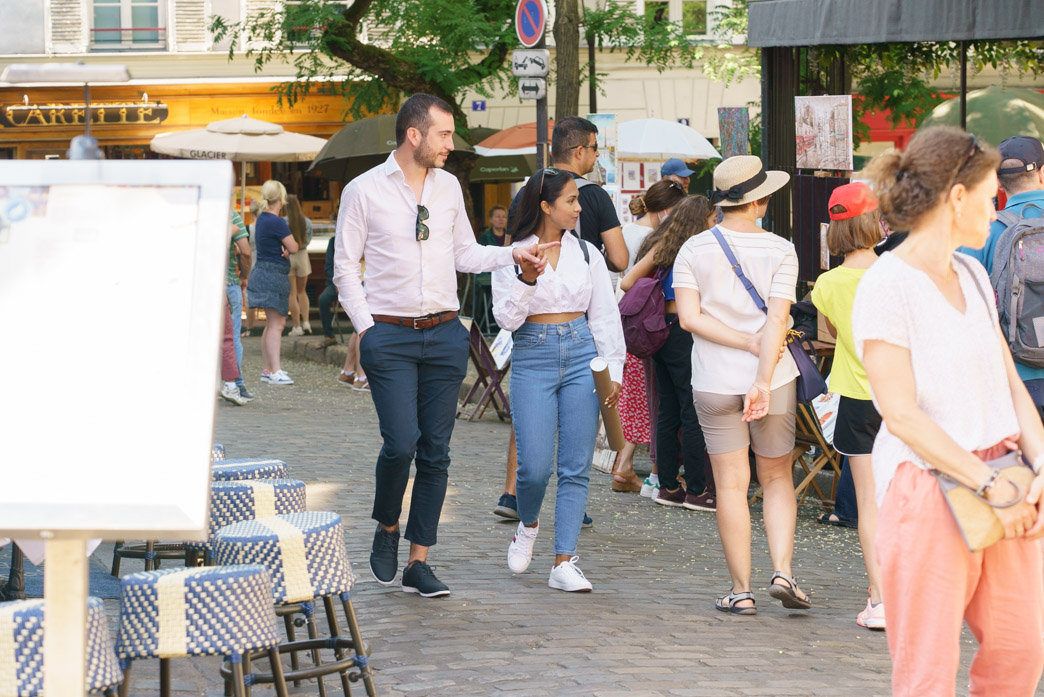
[526, 312, 584, 324]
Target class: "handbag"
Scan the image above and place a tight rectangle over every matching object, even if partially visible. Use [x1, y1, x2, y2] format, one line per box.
[709, 227, 828, 403]
[934, 450, 1036, 552]
[932, 254, 1039, 551]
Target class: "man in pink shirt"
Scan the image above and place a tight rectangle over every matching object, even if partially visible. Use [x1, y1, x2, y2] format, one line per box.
[334, 94, 551, 597]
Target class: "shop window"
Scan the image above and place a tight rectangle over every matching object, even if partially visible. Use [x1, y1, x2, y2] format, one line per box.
[682, 0, 707, 37]
[91, 0, 167, 50]
[638, 0, 714, 39]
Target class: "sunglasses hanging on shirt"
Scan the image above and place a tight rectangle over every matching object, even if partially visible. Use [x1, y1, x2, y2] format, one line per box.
[416, 204, 430, 241]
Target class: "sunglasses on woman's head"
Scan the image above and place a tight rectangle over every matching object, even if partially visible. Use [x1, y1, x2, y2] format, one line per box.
[953, 133, 983, 181]
[416, 204, 429, 241]
[538, 168, 560, 195]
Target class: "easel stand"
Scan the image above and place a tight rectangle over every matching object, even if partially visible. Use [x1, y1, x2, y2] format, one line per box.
[44, 537, 89, 696]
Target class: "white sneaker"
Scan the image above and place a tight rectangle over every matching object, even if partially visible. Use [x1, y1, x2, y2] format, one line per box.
[640, 478, 659, 499]
[289, 326, 305, 337]
[260, 370, 273, 384]
[548, 556, 592, 592]
[507, 522, 538, 574]
[302, 321, 312, 334]
[220, 382, 247, 406]
[268, 370, 294, 385]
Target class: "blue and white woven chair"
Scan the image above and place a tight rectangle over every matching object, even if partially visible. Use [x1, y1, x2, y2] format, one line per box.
[114, 564, 288, 697]
[213, 511, 376, 697]
[211, 443, 226, 462]
[212, 459, 290, 482]
[0, 596, 122, 696]
[184, 478, 307, 565]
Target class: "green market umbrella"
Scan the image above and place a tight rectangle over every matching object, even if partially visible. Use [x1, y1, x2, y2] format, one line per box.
[920, 85, 1044, 145]
[469, 152, 537, 182]
[308, 113, 472, 181]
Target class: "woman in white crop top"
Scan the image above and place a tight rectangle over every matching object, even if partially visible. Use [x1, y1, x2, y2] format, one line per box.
[854, 127, 1044, 697]
[492, 168, 625, 593]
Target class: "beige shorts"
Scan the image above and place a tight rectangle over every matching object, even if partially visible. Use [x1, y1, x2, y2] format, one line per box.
[289, 248, 311, 277]
[693, 379, 796, 457]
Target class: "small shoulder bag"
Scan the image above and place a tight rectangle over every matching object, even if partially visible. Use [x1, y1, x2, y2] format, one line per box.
[709, 226, 827, 403]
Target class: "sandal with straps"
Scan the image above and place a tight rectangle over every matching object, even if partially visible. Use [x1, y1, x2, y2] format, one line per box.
[768, 571, 812, 609]
[715, 589, 757, 615]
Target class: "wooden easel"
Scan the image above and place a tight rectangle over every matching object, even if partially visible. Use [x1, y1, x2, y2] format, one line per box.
[456, 322, 511, 422]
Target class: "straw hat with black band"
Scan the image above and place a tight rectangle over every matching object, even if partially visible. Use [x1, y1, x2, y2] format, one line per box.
[710, 155, 790, 207]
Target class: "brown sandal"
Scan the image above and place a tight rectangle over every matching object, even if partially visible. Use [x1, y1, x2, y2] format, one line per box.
[611, 473, 643, 493]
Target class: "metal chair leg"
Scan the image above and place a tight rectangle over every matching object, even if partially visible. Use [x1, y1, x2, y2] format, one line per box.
[323, 595, 353, 697]
[342, 596, 378, 697]
[144, 541, 155, 572]
[269, 647, 290, 697]
[283, 614, 301, 686]
[160, 657, 171, 697]
[305, 611, 328, 697]
[118, 665, 131, 697]
[243, 652, 252, 697]
[1, 544, 25, 601]
[230, 660, 247, 697]
[111, 541, 124, 577]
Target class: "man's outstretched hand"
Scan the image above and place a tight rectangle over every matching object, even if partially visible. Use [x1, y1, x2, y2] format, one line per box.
[513, 242, 560, 283]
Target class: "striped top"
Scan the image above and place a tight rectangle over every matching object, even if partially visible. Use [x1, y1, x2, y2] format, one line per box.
[673, 225, 800, 394]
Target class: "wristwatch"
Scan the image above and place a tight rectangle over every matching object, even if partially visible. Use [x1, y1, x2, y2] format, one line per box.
[516, 273, 536, 286]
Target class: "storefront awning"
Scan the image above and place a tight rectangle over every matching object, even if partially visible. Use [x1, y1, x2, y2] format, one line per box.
[748, 0, 1044, 47]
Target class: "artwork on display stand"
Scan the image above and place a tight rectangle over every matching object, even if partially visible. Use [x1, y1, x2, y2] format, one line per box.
[622, 162, 641, 192]
[618, 193, 633, 224]
[795, 95, 854, 170]
[717, 107, 750, 158]
[587, 113, 617, 185]
[644, 162, 661, 186]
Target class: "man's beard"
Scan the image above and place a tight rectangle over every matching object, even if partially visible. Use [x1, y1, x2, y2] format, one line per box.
[413, 139, 444, 169]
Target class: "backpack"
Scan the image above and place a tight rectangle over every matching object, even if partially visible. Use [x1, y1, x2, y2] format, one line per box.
[617, 266, 672, 358]
[573, 177, 595, 241]
[989, 202, 1044, 367]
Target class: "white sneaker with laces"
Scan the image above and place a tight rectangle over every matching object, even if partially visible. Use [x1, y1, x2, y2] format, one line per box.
[548, 556, 592, 592]
[303, 321, 312, 334]
[640, 478, 659, 499]
[268, 370, 294, 385]
[220, 382, 247, 406]
[289, 326, 305, 337]
[856, 598, 886, 630]
[507, 522, 538, 574]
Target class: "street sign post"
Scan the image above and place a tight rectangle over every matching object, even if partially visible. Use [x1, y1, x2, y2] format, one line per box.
[515, 0, 548, 48]
[512, 49, 550, 77]
[518, 78, 547, 100]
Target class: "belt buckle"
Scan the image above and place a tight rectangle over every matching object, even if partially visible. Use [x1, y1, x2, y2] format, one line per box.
[412, 317, 423, 329]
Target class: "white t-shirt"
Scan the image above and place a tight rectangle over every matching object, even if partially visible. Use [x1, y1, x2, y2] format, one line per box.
[622, 221, 655, 273]
[672, 225, 800, 394]
[852, 252, 1020, 505]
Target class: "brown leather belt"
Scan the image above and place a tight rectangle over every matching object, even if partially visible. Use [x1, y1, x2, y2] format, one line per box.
[371, 310, 458, 330]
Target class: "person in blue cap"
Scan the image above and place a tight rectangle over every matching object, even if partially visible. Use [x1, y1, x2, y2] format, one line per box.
[661, 158, 695, 191]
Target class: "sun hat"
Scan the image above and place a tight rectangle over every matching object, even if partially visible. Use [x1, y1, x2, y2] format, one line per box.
[997, 136, 1044, 175]
[828, 182, 878, 220]
[662, 158, 695, 178]
[710, 155, 790, 207]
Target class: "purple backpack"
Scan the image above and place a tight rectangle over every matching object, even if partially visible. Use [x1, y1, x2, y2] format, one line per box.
[618, 267, 672, 358]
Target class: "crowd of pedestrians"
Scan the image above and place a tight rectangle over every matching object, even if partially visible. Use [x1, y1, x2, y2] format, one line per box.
[216, 92, 1044, 696]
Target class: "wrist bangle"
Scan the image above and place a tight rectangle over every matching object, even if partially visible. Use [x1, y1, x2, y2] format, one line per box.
[516, 273, 536, 286]
[975, 469, 1001, 498]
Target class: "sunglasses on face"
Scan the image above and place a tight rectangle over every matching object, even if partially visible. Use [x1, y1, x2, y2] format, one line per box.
[577, 143, 599, 153]
[416, 204, 429, 241]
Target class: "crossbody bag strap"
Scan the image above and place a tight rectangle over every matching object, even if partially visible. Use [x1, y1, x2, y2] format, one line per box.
[709, 225, 767, 314]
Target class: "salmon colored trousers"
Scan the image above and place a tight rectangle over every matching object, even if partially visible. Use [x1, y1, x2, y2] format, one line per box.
[876, 448, 1044, 697]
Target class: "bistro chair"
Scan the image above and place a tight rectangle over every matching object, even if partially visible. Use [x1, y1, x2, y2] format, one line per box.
[0, 596, 123, 696]
[114, 565, 288, 697]
[213, 511, 377, 697]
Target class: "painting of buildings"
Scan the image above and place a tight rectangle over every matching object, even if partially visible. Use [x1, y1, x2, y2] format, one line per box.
[794, 95, 853, 170]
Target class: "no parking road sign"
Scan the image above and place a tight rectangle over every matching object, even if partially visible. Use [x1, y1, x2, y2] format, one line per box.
[515, 0, 548, 48]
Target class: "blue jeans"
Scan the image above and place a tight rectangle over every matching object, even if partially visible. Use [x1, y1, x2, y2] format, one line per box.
[510, 317, 599, 556]
[319, 282, 338, 339]
[358, 318, 470, 547]
[225, 283, 245, 389]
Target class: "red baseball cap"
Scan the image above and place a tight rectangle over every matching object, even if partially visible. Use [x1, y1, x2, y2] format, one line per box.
[828, 182, 878, 221]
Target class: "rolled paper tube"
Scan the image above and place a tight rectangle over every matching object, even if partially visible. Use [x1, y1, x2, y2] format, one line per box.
[590, 357, 626, 452]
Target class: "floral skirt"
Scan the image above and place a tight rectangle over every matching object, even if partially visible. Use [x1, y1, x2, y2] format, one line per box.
[619, 352, 651, 445]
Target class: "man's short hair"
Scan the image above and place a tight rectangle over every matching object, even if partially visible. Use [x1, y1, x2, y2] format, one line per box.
[395, 94, 455, 146]
[551, 116, 598, 163]
[998, 158, 1040, 194]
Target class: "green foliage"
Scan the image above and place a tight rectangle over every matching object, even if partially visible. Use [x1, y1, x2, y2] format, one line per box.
[209, 0, 517, 127]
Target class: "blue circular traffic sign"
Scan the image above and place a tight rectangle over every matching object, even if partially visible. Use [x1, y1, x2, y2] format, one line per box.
[515, 0, 547, 48]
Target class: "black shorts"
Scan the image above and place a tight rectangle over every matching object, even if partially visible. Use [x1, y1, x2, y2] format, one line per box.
[832, 396, 882, 457]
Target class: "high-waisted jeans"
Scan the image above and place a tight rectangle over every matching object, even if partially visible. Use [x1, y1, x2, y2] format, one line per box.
[510, 317, 600, 556]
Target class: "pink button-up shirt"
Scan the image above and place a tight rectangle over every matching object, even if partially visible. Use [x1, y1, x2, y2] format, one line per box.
[334, 152, 516, 333]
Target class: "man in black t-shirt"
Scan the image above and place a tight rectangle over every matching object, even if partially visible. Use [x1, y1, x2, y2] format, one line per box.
[508, 116, 628, 271]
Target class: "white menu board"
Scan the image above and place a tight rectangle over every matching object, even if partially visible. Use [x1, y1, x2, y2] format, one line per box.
[0, 160, 233, 539]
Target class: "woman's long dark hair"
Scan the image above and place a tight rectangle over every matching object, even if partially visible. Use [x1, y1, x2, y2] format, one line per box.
[635, 194, 714, 268]
[508, 169, 575, 242]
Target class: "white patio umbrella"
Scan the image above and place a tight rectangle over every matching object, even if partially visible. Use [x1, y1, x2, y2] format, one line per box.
[618, 118, 721, 160]
[150, 115, 328, 215]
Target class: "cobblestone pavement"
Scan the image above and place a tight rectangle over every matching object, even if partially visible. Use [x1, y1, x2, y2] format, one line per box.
[106, 334, 1024, 696]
